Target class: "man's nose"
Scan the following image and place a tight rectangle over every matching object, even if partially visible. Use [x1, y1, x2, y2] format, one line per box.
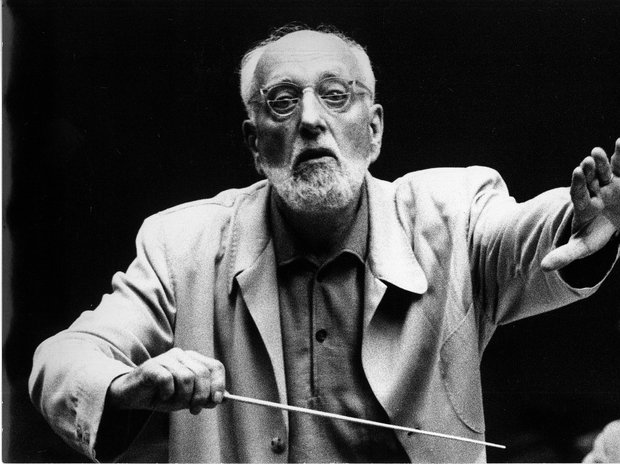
[298, 90, 326, 136]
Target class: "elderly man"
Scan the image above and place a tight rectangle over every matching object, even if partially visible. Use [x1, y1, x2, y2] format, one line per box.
[30, 26, 620, 463]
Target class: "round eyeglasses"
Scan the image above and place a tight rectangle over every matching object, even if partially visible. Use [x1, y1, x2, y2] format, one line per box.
[258, 77, 372, 118]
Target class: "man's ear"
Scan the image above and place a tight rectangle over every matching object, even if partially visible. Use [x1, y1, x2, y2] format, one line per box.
[242, 119, 263, 175]
[368, 104, 384, 164]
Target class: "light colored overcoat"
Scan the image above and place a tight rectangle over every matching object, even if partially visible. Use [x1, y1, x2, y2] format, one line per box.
[29, 167, 615, 462]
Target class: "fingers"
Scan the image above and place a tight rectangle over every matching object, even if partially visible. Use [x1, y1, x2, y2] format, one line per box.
[160, 348, 226, 414]
[186, 350, 225, 407]
[580, 155, 599, 193]
[174, 355, 210, 415]
[570, 166, 590, 214]
[110, 348, 226, 414]
[570, 161, 602, 230]
[107, 362, 176, 410]
[576, 143, 615, 195]
[611, 137, 620, 176]
[548, 138, 620, 272]
[179, 351, 225, 414]
[591, 147, 613, 186]
[570, 142, 616, 227]
[142, 362, 176, 402]
[585, 139, 620, 190]
[157, 350, 198, 408]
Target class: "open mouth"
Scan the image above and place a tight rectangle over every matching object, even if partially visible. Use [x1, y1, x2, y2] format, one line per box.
[295, 148, 337, 167]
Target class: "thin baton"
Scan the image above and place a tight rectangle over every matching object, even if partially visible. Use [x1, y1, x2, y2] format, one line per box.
[223, 391, 506, 449]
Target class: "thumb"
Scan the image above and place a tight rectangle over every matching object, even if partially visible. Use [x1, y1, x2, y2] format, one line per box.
[541, 240, 592, 272]
[541, 214, 617, 272]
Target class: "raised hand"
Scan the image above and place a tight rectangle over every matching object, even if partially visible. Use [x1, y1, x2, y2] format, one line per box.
[107, 348, 225, 415]
[541, 138, 620, 272]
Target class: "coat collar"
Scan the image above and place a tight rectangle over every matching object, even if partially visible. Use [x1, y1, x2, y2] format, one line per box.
[226, 174, 428, 296]
[225, 180, 272, 295]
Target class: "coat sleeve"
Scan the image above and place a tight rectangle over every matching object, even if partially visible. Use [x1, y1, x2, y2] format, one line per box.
[467, 166, 619, 325]
[28, 215, 176, 461]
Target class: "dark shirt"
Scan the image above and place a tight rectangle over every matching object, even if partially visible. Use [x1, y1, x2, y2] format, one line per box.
[270, 186, 410, 463]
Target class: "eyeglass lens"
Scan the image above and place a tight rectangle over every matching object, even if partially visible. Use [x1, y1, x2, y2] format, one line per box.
[265, 78, 352, 116]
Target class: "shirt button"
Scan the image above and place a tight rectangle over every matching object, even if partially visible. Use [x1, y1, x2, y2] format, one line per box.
[270, 436, 286, 454]
[315, 329, 327, 343]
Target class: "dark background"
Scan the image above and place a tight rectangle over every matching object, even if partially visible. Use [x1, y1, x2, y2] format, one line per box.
[3, 0, 620, 462]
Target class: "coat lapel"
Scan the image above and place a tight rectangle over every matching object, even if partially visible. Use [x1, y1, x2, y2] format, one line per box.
[235, 246, 287, 407]
[226, 182, 288, 414]
[364, 174, 428, 326]
[363, 175, 429, 412]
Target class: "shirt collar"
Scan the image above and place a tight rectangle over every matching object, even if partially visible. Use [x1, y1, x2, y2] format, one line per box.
[269, 182, 369, 267]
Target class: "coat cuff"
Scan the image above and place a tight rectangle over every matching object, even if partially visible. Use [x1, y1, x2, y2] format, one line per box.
[72, 362, 133, 461]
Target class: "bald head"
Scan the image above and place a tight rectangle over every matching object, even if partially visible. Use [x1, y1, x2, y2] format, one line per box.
[240, 27, 375, 119]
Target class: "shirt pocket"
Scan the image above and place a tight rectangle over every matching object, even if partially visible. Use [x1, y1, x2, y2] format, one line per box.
[439, 303, 485, 434]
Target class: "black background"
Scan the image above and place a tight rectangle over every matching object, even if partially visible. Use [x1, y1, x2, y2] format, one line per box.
[3, 0, 620, 462]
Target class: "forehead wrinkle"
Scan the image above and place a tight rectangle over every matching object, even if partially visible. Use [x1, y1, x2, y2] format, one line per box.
[267, 48, 348, 59]
[255, 34, 361, 89]
[264, 66, 351, 88]
[258, 58, 360, 90]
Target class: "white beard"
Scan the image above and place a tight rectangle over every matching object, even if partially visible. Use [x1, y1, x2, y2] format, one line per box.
[262, 158, 366, 215]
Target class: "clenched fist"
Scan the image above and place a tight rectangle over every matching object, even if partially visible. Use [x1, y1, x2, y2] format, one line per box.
[107, 348, 226, 415]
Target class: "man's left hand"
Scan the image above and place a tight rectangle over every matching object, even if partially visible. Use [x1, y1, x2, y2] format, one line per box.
[541, 138, 620, 272]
